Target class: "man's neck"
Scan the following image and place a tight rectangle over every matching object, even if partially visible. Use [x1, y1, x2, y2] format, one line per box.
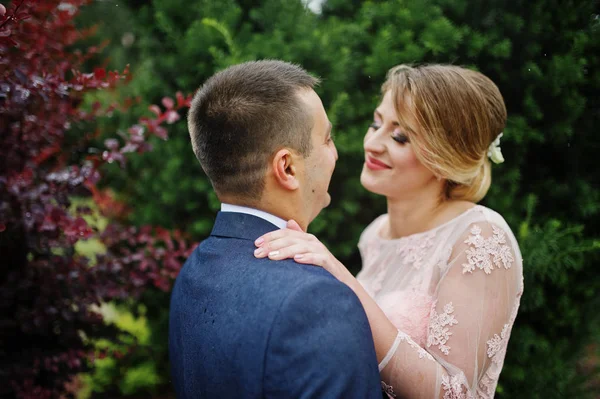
[220, 193, 307, 231]
[262, 193, 308, 231]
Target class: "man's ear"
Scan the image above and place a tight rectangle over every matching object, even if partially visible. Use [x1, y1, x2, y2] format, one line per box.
[271, 148, 300, 191]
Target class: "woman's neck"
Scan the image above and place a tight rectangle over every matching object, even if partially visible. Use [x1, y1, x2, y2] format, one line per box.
[383, 184, 475, 240]
[384, 196, 444, 239]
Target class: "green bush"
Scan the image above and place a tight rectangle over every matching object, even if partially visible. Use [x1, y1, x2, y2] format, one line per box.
[84, 0, 600, 397]
[81, 303, 163, 398]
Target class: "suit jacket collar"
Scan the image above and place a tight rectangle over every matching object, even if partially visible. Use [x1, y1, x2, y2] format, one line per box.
[210, 211, 281, 241]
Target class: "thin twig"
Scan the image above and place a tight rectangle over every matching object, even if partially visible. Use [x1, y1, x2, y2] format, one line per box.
[0, 0, 26, 31]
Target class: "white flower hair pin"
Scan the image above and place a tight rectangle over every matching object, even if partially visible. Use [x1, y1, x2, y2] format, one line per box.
[488, 132, 504, 164]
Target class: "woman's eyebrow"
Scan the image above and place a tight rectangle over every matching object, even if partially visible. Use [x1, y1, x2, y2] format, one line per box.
[375, 109, 400, 126]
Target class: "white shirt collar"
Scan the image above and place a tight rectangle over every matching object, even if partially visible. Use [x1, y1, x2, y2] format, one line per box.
[220, 203, 287, 229]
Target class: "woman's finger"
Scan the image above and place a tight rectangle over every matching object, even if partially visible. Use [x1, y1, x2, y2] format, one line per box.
[262, 243, 315, 261]
[253, 237, 310, 258]
[254, 236, 316, 258]
[255, 230, 316, 251]
[254, 228, 309, 247]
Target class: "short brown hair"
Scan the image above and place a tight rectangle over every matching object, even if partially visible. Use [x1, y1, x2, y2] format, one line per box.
[382, 64, 507, 203]
[188, 60, 319, 202]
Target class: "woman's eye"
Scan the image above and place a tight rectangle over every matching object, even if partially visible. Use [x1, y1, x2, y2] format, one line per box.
[392, 133, 409, 144]
[369, 122, 381, 130]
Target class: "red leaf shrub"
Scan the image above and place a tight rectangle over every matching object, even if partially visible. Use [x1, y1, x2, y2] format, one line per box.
[0, 1, 194, 397]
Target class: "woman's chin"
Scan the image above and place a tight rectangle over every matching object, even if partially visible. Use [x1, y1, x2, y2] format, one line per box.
[360, 172, 388, 197]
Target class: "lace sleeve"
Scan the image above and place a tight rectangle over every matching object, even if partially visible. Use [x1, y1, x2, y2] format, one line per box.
[378, 222, 523, 398]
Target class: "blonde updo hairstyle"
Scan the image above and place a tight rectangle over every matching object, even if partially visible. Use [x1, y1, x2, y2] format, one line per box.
[382, 64, 507, 203]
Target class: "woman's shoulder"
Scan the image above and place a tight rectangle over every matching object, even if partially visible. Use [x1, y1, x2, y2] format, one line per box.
[438, 203, 520, 252]
[358, 213, 388, 245]
[460, 204, 515, 235]
[446, 204, 523, 267]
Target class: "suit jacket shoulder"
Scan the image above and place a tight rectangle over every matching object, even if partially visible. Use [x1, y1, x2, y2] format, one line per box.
[169, 212, 382, 398]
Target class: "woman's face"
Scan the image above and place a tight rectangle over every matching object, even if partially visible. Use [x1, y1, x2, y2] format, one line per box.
[360, 90, 438, 199]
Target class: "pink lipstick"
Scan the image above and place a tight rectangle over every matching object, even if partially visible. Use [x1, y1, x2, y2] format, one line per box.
[365, 156, 391, 171]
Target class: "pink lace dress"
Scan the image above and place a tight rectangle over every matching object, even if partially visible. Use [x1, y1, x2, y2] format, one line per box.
[357, 205, 524, 398]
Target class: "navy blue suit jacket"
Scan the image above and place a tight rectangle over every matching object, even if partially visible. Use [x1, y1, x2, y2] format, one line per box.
[169, 212, 382, 398]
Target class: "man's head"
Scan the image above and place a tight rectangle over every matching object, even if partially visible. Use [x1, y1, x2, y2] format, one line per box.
[188, 60, 337, 229]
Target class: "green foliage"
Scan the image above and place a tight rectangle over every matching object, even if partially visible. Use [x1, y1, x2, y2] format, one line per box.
[81, 303, 163, 398]
[83, 0, 600, 397]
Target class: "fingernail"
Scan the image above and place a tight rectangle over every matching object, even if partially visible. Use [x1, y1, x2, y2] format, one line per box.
[254, 248, 263, 257]
[268, 251, 279, 257]
[255, 237, 264, 246]
[294, 254, 303, 260]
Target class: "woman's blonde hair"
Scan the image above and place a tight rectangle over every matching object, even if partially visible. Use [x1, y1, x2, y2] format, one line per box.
[382, 64, 507, 203]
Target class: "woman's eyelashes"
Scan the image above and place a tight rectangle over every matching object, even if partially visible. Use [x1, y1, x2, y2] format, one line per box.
[392, 131, 409, 144]
[369, 122, 410, 144]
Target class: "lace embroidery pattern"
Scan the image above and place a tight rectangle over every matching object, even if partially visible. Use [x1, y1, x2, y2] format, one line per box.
[379, 331, 437, 399]
[427, 302, 458, 355]
[479, 300, 521, 397]
[476, 372, 498, 399]
[487, 324, 510, 364]
[381, 381, 397, 398]
[396, 231, 435, 270]
[397, 330, 435, 361]
[462, 225, 514, 274]
[441, 373, 474, 399]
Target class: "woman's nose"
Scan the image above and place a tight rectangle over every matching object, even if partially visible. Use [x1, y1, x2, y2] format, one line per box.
[364, 127, 386, 154]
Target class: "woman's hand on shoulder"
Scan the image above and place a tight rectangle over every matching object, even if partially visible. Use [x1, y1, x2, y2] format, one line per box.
[254, 220, 349, 281]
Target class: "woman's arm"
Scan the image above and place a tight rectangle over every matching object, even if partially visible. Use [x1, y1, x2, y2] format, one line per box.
[254, 220, 398, 361]
[255, 220, 523, 398]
